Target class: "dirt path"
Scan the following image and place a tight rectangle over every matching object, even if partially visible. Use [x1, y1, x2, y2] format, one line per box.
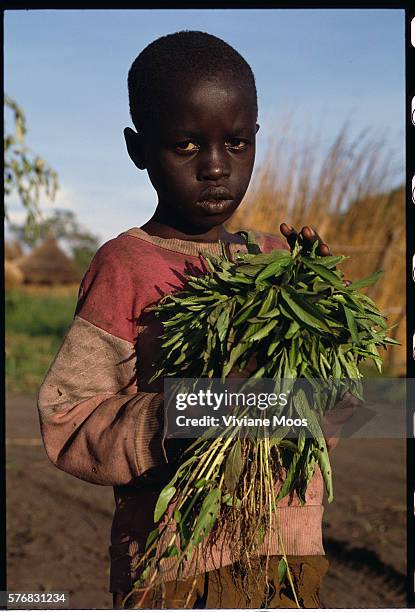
[6, 395, 406, 608]
[320, 438, 406, 607]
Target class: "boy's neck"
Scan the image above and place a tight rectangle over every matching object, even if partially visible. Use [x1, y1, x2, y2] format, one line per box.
[140, 216, 244, 244]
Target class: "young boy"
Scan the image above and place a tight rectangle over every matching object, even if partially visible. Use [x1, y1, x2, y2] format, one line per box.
[38, 31, 353, 609]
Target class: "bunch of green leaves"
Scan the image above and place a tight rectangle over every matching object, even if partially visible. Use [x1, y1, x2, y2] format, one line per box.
[130, 233, 397, 605]
[151, 234, 396, 387]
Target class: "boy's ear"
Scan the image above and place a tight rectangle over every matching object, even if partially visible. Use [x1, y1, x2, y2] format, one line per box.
[124, 127, 146, 170]
[255, 123, 260, 134]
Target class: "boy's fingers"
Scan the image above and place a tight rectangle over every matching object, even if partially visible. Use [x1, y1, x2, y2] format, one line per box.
[341, 391, 361, 408]
[300, 225, 317, 241]
[319, 243, 331, 256]
[335, 392, 361, 417]
[280, 223, 298, 250]
[298, 226, 317, 252]
[280, 223, 332, 256]
[324, 392, 361, 428]
[280, 222, 294, 235]
[301, 225, 332, 256]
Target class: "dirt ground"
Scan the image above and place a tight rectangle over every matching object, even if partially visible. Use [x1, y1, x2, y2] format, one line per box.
[6, 394, 406, 609]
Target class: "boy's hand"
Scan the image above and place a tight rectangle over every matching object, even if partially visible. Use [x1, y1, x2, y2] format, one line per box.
[320, 392, 361, 452]
[280, 222, 352, 287]
[280, 223, 331, 257]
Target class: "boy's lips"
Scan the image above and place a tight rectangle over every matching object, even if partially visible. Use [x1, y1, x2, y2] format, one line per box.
[197, 199, 234, 215]
[196, 187, 234, 215]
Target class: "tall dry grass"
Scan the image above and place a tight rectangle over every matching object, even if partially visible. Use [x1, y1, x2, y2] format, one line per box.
[228, 120, 405, 373]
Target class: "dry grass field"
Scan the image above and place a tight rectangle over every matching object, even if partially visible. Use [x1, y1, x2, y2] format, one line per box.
[228, 121, 405, 374]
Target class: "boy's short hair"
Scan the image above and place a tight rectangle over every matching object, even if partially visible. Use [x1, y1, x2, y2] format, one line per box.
[127, 30, 258, 133]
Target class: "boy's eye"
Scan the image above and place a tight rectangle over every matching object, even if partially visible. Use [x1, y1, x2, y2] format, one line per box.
[175, 141, 199, 154]
[173, 138, 250, 154]
[226, 138, 249, 151]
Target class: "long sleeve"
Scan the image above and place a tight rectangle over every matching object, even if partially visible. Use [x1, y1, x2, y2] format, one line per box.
[320, 392, 361, 452]
[37, 237, 168, 486]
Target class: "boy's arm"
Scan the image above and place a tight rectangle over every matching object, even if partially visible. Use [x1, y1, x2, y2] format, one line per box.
[37, 238, 167, 486]
[320, 392, 361, 452]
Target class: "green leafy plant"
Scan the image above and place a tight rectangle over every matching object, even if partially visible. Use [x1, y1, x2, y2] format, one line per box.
[126, 233, 398, 608]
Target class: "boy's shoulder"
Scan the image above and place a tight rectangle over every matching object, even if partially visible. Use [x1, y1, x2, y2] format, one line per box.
[240, 228, 288, 253]
[78, 228, 160, 300]
[76, 228, 162, 339]
[89, 227, 155, 268]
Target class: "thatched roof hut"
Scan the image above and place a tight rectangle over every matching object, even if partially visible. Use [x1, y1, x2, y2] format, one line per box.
[5, 260, 24, 289]
[15, 233, 80, 285]
[5, 239, 23, 261]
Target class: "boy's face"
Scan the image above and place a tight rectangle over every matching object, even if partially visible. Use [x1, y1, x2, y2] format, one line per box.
[128, 75, 259, 231]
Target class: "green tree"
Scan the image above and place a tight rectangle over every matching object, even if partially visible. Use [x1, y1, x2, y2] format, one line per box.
[4, 95, 59, 233]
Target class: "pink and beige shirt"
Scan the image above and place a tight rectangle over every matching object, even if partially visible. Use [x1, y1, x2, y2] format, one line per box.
[37, 227, 328, 594]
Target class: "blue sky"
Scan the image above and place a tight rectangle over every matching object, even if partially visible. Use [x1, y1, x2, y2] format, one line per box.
[4, 9, 405, 246]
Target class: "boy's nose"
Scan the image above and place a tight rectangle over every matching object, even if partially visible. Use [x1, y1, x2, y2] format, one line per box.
[197, 149, 231, 181]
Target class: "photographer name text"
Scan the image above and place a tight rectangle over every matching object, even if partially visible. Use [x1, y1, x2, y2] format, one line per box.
[175, 414, 308, 427]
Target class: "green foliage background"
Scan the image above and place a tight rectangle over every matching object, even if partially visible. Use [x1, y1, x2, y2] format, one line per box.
[4, 95, 59, 228]
[6, 289, 78, 394]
